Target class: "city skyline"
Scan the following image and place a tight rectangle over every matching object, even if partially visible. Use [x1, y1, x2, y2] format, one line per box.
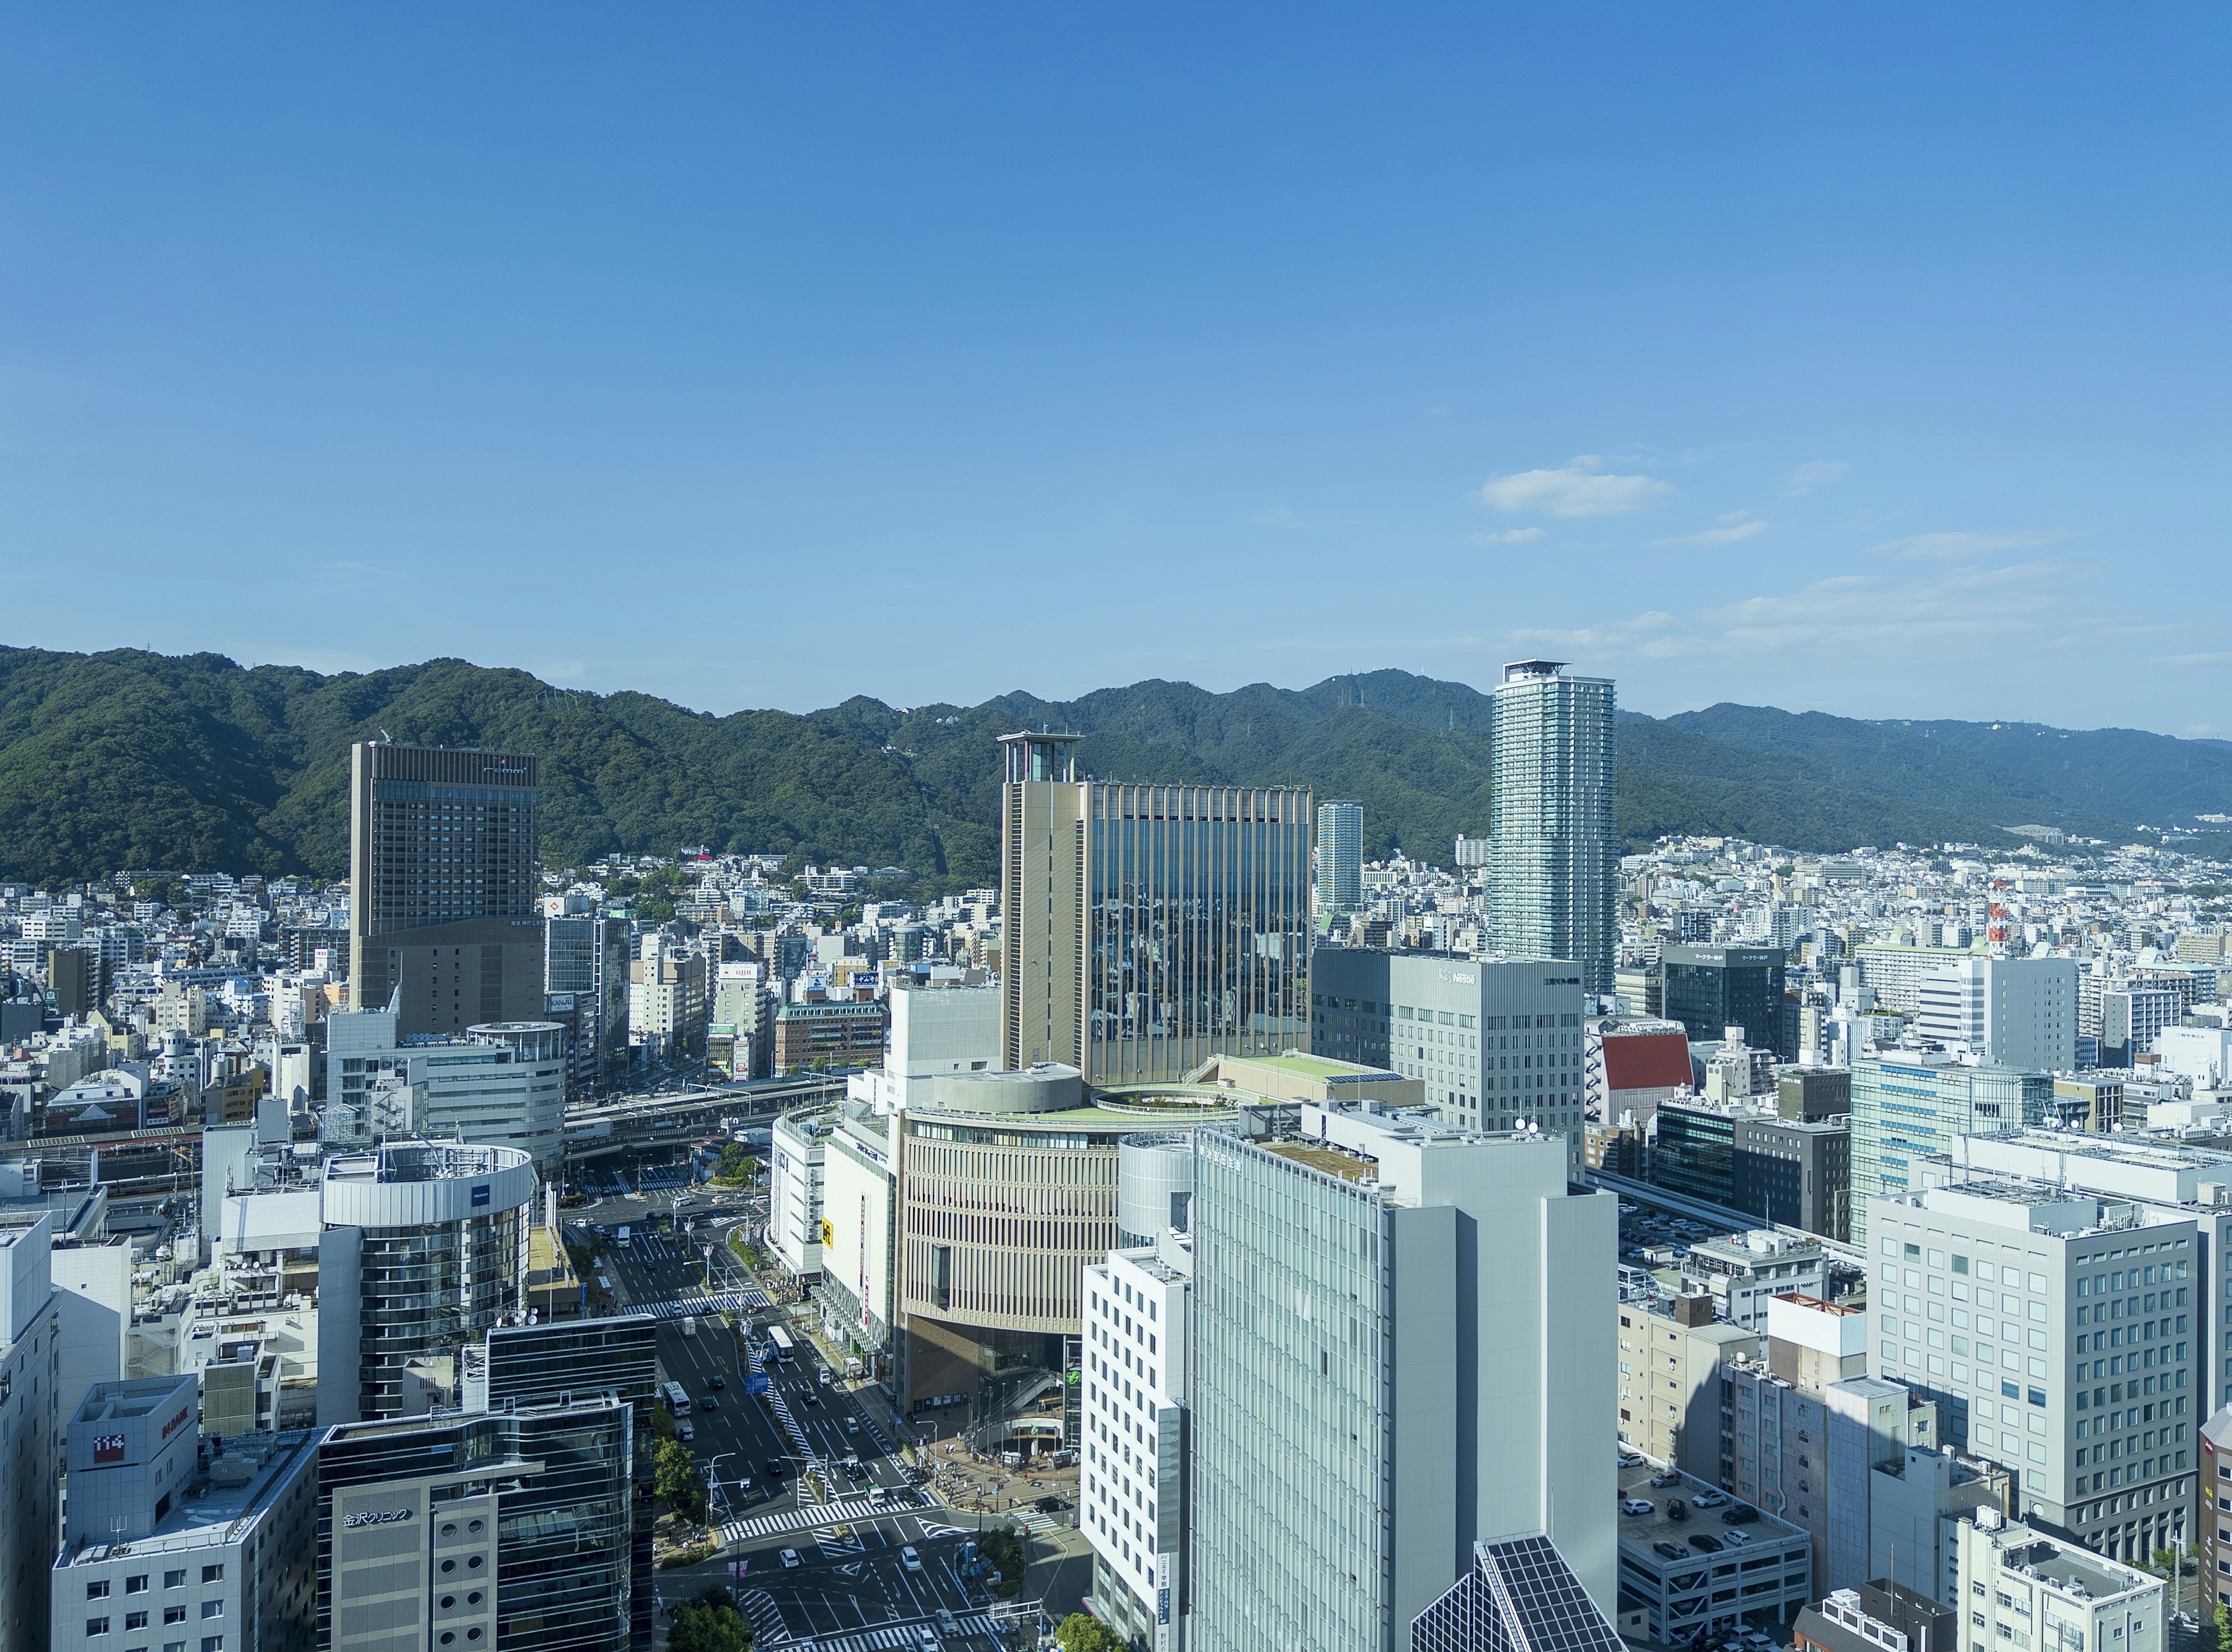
[1, 10, 2226, 734]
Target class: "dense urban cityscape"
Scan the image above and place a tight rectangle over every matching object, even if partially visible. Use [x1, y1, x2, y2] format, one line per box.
[0, 657, 2229, 1652]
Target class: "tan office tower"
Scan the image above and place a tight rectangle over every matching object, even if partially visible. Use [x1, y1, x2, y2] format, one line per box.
[348, 740, 547, 1038]
[997, 730, 1312, 1084]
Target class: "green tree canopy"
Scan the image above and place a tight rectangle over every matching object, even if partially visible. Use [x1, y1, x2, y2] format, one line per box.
[1056, 1612, 1128, 1652]
[653, 1436, 709, 1522]
[668, 1587, 751, 1652]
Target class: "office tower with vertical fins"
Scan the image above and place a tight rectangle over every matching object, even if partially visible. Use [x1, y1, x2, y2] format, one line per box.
[348, 740, 547, 1038]
[1488, 661, 1618, 993]
[997, 731, 1312, 1084]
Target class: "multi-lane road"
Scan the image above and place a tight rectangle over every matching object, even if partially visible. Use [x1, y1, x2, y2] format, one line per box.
[585, 1205, 1036, 1650]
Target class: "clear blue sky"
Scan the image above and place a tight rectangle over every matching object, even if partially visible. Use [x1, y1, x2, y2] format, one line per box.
[4, 8, 2227, 733]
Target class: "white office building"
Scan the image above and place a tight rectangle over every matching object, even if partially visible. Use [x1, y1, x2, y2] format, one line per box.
[1, 1213, 63, 1651]
[323, 1009, 566, 1169]
[1187, 1106, 1617, 1648]
[1867, 1184, 2199, 1565]
[1082, 1236, 1192, 1649]
[1310, 950, 1587, 1161]
[1915, 1129, 2232, 1421]
[847, 981, 1000, 1112]
[770, 1107, 832, 1279]
[51, 1376, 321, 1652]
[1914, 957, 2078, 1073]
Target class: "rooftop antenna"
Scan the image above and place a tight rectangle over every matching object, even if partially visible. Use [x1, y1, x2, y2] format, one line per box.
[378, 728, 391, 743]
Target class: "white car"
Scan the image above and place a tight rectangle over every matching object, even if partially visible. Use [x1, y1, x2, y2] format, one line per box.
[779, 1547, 802, 1568]
[1690, 1489, 1727, 1508]
[1721, 1529, 1752, 1547]
[1620, 1499, 1655, 1517]
[900, 1544, 924, 1572]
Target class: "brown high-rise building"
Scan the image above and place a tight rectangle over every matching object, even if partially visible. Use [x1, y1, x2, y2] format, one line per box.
[347, 741, 546, 1038]
[996, 730, 1312, 1084]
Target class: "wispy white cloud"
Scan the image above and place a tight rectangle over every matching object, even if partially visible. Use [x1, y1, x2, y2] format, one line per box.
[1654, 511, 1765, 548]
[1472, 527, 1546, 545]
[1480, 456, 1671, 517]
[1783, 460, 1851, 496]
[2166, 651, 2232, 668]
[1867, 530, 2063, 562]
[1507, 610, 1705, 660]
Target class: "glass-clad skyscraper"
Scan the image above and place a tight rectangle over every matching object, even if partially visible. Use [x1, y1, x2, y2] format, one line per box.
[1186, 1112, 1617, 1648]
[1487, 661, 1618, 993]
[999, 732, 1312, 1084]
[316, 1397, 634, 1652]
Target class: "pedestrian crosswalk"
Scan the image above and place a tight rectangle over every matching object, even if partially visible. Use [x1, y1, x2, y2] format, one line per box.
[810, 1522, 864, 1557]
[806, 1615, 997, 1651]
[714, 1491, 922, 1547]
[737, 1588, 791, 1644]
[636, 1289, 769, 1320]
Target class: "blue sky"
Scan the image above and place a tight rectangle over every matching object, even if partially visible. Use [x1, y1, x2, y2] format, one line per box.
[3, 7, 2227, 733]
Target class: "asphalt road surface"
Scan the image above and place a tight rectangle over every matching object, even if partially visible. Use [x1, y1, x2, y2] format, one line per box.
[588, 1213, 1026, 1650]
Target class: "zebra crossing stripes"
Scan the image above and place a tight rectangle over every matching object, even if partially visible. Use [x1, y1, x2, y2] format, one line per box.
[738, 1589, 791, 1644]
[807, 1617, 997, 1651]
[636, 1289, 769, 1320]
[713, 1492, 902, 1546]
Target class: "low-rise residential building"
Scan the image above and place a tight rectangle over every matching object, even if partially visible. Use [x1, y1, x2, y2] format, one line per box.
[1951, 1512, 2162, 1652]
[1616, 1294, 1759, 1481]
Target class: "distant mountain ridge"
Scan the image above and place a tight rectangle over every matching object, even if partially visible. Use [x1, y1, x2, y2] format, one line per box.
[0, 645, 2225, 891]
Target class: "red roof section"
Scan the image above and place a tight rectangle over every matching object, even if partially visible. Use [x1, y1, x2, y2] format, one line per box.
[1603, 1031, 1693, 1092]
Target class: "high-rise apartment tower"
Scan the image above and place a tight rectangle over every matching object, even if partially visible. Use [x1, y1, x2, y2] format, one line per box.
[1487, 660, 1617, 993]
[349, 739, 546, 1038]
[997, 731, 1312, 1084]
[1316, 799, 1364, 916]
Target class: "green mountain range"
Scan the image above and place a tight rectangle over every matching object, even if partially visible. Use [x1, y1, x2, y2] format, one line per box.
[2, 645, 2227, 892]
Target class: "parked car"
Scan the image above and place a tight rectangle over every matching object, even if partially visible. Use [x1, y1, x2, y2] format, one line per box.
[1650, 1472, 1680, 1489]
[1666, 1500, 1689, 1522]
[1690, 1490, 1727, 1508]
[1621, 1500, 1655, 1517]
[1652, 1542, 1690, 1561]
[1689, 1533, 1723, 1553]
[1722, 1503, 1761, 1525]
[1721, 1529, 1752, 1546]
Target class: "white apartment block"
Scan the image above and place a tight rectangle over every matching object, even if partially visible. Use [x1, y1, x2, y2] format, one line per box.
[1868, 1185, 2199, 1566]
[1081, 1238, 1190, 1650]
